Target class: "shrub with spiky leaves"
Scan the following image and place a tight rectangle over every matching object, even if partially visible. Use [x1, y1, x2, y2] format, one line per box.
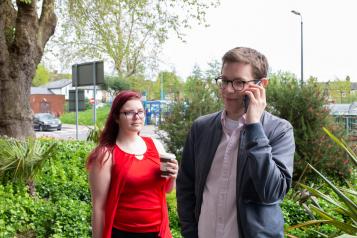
[0, 137, 57, 196]
[86, 123, 103, 144]
[286, 128, 357, 236]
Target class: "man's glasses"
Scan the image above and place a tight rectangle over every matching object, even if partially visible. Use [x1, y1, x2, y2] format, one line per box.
[120, 110, 145, 119]
[215, 76, 261, 91]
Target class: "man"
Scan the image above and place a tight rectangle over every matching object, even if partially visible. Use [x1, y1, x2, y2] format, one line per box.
[176, 47, 295, 238]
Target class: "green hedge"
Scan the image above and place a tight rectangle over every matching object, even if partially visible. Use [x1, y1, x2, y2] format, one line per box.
[0, 139, 345, 237]
[0, 140, 93, 238]
[0, 139, 184, 237]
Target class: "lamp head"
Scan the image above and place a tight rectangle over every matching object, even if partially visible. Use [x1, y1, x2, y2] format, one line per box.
[291, 10, 301, 15]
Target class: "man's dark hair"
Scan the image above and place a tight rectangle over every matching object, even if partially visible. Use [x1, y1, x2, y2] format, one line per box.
[222, 47, 269, 79]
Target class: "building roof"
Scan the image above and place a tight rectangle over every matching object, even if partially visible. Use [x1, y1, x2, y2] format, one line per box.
[43, 79, 72, 89]
[31, 87, 54, 95]
[326, 102, 357, 116]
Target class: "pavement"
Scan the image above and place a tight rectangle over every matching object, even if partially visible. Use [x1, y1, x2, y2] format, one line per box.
[35, 124, 160, 141]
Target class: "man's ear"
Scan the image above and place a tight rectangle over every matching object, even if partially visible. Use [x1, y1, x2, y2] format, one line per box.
[261, 78, 269, 87]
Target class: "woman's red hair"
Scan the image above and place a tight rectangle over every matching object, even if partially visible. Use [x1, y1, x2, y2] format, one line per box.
[86, 90, 142, 169]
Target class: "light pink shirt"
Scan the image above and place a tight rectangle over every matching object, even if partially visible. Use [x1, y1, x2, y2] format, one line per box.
[198, 111, 245, 238]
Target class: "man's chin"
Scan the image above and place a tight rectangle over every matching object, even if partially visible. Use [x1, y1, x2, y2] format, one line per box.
[224, 97, 241, 104]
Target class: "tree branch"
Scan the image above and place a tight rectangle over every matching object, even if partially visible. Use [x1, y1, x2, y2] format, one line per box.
[38, 0, 57, 50]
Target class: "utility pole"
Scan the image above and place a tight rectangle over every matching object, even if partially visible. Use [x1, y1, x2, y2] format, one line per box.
[291, 10, 304, 87]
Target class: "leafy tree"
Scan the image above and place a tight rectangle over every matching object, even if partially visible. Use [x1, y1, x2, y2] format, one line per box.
[205, 59, 221, 79]
[0, 0, 57, 138]
[54, 0, 219, 78]
[128, 73, 151, 94]
[345, 93, 357, 103]
[103, 75, 130, 96]
[32, 64, 50, 86]
[159, 64, 221, 160]
[328, 79, 351, 103]
[266, 72, 351, 181]
[50, 71, 71, 80]
[151, 71, 183, 100]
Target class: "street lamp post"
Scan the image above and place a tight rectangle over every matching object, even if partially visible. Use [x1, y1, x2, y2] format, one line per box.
[291, 10, 303, 87]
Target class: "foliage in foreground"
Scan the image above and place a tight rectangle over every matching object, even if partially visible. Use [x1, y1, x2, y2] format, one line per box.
[0, 140, 93, 237]
[0, 137, 352, 237]
[286, 128, 357, 237]
[0, 137, 57, 196]
[86, 124, 104, 144]
[3, 110, 355, 238]
[0, 139, 183, 237]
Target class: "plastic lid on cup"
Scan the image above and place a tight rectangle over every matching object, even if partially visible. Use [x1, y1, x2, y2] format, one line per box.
[159, 152, 176, 160]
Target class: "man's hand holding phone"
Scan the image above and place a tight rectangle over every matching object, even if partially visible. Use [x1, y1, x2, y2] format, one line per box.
[243, 78, 267, 124]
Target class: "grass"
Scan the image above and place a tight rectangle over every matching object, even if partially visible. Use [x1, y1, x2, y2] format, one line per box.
[60, 105, 110, 126]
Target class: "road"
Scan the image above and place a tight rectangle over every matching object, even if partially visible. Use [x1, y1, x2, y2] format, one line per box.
[35, 124, 159, 140]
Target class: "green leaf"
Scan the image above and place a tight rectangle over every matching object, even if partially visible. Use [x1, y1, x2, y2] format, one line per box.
[298, 183, 352, 217]
[285, 219, 330, 231]
[323, 127, 357, 166]
[310, 206, 357, 234]
[307, 163, 357, 220]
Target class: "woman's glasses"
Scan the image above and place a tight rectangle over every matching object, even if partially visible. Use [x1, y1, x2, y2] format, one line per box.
[120, 110, 145, 119]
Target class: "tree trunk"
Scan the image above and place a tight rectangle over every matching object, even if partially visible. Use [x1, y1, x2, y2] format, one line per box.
[0, 0, 56, 138]
[27, 178, 36, 197]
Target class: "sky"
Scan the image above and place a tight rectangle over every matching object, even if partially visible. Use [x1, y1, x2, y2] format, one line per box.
[160, 0, 357, 82]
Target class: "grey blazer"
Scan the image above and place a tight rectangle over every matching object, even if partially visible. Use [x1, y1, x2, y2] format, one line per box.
[176, 111, 295, 238]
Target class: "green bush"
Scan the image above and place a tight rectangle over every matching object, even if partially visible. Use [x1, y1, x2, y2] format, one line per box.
[0, 183, 92, 238]
[0, 139, 93, 237]
[0, 137, 57, 188]
[282, 190, 346, 237]
[50, 199, 91, 237]
[266, 73, 352, 181]
[282, 196, 311, 226]
[285, 129, 357, 237]
[36, 140, 93, 203]
[166, 191, 182, 237]
[0, 138, 184, 237]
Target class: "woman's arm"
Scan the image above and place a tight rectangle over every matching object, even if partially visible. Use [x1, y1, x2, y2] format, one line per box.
[89, 152, 112, 238]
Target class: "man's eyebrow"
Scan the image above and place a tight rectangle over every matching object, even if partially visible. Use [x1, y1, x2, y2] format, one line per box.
[221, 76, 247, 81]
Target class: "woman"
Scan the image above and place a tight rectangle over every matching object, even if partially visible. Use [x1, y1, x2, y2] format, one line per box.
[87, 90, 178, 238]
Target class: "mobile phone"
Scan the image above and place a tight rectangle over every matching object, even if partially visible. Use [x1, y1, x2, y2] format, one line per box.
[243, 95, 250, 113]
[243, 80, 261, 113]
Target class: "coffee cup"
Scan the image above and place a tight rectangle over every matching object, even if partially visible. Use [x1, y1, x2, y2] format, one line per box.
[160, 153, 176, 177]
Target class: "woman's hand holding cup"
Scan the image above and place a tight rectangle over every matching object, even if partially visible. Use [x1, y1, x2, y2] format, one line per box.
[159, 153, 178, 179]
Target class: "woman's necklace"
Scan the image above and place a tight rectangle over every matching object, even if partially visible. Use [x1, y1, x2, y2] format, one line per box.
[134, 154, 144, 160]
[116, 137, 146, 160]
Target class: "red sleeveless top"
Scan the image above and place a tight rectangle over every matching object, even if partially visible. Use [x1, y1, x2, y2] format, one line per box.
[113, 137, 165, 232]
[102, 137, 172, 238]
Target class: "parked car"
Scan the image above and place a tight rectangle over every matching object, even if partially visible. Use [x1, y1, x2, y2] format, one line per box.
[33, 113, 62, 131]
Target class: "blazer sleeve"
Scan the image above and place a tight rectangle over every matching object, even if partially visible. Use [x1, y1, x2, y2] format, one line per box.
[176, 124, 198, 238]
[244, 121, 295, 203]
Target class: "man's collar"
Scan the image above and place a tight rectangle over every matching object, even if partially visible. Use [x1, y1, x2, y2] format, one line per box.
[221, 109, 246, 129]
